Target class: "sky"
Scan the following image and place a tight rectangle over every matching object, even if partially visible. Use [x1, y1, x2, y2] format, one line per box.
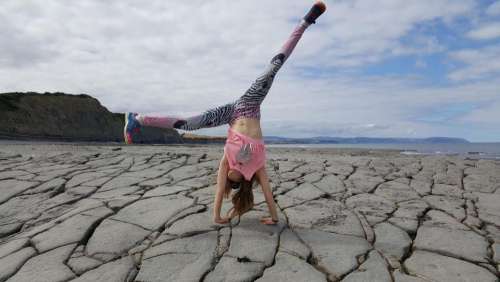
[1, 0, 500, 142]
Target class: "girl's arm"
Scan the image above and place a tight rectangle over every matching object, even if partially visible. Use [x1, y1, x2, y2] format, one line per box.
[256, 167, 279, 223]
[213, 154, 230, 224]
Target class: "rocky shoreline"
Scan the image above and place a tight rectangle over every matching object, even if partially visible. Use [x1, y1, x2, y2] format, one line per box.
[0, 144, 499, 282]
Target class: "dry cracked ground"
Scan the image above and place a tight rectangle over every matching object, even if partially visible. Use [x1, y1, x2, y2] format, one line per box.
[0, 144, 499, 282]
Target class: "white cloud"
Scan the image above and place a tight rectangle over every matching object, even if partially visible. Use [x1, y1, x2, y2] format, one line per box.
[486, 1, 500, 16]
[303, 0, 473, 67]
[467, 22, 500, 40]
[460, 102, 500, 124]
[448, 44, 500, 81]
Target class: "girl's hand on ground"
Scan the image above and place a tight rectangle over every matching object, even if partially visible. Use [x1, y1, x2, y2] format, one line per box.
[260, 217, 278, 225]
[213, 216, 230, 224]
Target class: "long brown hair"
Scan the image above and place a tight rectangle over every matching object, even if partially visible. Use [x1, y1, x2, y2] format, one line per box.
[224, 176, 256, 219]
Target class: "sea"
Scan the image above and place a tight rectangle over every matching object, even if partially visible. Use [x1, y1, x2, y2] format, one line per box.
[1, 140, 499, 159]
[267, 143, 500, 159]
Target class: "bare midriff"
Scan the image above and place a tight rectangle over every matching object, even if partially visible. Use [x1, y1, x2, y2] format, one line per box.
[230, 118, 262, 140]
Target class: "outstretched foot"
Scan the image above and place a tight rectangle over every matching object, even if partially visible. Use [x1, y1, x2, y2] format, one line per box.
[124, 112, 141, 144]
[304, 1, 327, 24]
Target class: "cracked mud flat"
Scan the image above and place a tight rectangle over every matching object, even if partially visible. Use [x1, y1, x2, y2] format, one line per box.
[0, 144, 499, 282]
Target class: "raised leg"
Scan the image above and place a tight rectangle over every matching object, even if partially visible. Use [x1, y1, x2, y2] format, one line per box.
[234, 21, 309, 109]
[236, 1, 326, 108]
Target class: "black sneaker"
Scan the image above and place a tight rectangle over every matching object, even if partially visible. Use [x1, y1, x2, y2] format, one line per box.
[304, 1, 327, 24]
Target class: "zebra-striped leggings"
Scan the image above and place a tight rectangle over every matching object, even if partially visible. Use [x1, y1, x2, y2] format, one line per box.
[138, 20, 310, 131]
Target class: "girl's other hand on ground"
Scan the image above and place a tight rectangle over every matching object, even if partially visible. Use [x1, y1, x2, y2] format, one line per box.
[213, 216, 230, 224]
[260, 217, 278, 225]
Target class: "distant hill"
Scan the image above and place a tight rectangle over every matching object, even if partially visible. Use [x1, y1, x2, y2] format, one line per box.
[0, 92, 182, 143]
[264, 136, 470, 144]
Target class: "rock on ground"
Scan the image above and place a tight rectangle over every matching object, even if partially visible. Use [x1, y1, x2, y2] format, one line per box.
[0, 247, 37, 282]
[374, 222, 412, 266]
[205, 256, 265, 282]
[404, 250, 497, 282]
[32, 206, 113, 252]
[342, 250, 391, 282]
[7, 244, 76, 282]
[136, 232, 218, 282]
[225, 211, 285, 266]
[0, 144, 499, 281]
[295, 229, 371, 280]
[72, 256, 136, 282]
[284, 199, 365, 237]
[256, 252, 327, 282]
[413, 226, 489, 263]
